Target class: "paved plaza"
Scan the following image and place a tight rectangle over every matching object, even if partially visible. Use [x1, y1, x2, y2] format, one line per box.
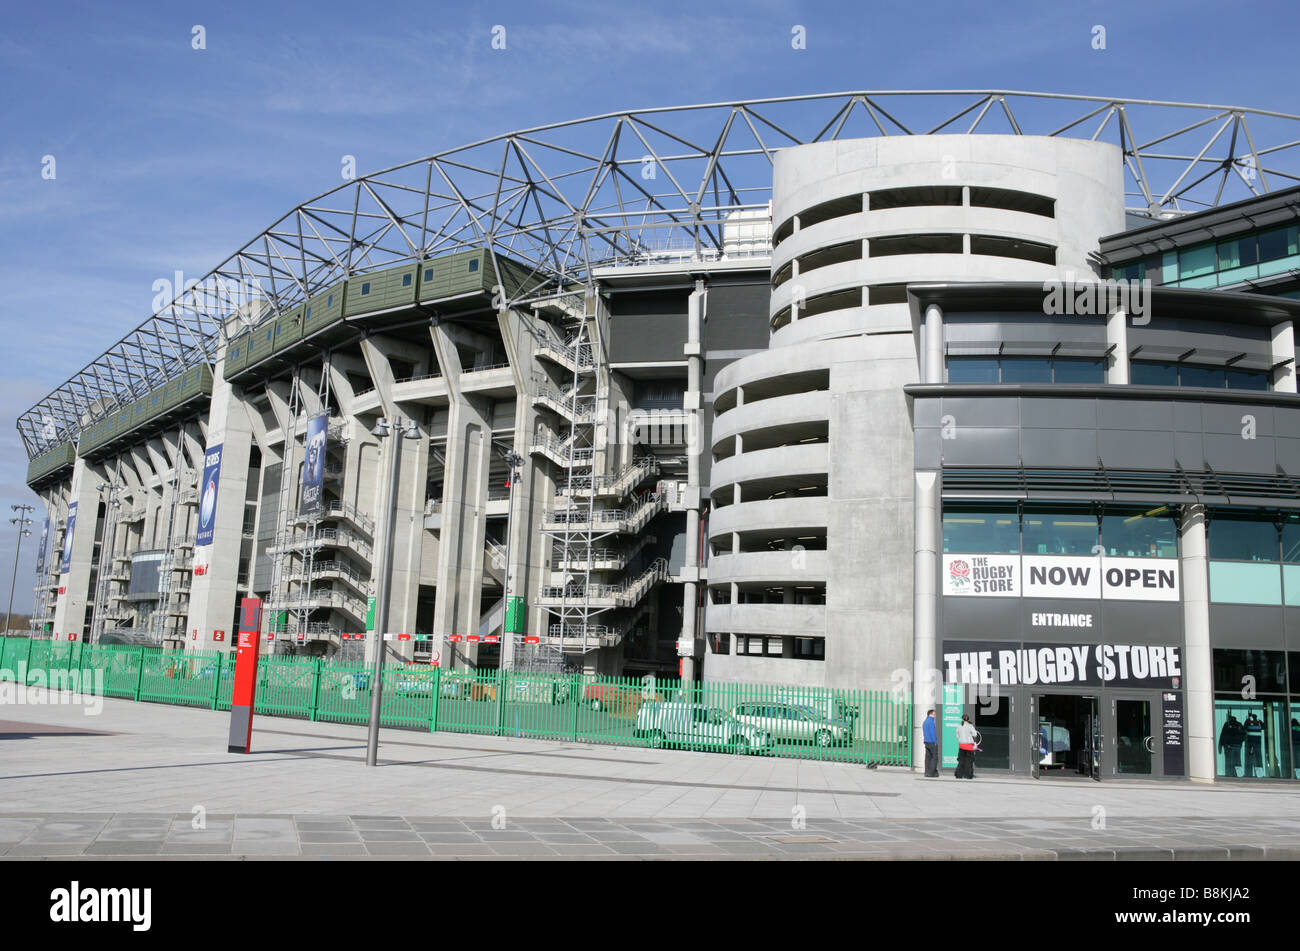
[2, 688, 1298, 859]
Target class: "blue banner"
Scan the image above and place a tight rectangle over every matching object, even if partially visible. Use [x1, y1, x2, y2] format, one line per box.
[60, 502, 77, 573]
[35, 518, 49, 577]
[197, 443, 223, 547]
[299, 414, 327, 518]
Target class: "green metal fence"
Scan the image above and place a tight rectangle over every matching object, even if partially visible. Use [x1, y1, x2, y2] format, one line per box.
[0, 635, 911, 766]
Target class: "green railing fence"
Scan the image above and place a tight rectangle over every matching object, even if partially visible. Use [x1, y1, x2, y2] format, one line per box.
[0, 636, 910, 766]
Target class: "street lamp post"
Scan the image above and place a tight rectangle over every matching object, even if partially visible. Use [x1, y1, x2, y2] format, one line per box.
[6, 504, 34, 635]
[365, 417, 421, 767]
[500, 450, 524, 670]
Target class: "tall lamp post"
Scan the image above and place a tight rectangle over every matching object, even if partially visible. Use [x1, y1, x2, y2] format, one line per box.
[365, 416, 421, 767]
[6, 504, 34, 635]
[500, 449, 524, 670]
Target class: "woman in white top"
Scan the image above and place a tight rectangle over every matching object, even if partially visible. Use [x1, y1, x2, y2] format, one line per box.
[955, 715, 978, 779]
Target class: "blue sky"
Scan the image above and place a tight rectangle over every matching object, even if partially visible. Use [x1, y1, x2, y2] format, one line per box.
[1, 0, 1297, 611]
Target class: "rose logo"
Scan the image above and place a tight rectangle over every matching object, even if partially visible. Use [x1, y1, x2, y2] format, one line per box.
[949, 559, 971, 588]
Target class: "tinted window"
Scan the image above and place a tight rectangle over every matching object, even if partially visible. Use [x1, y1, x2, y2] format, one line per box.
[1053, 357, 1104, 384]
[947, 357, 998, 383]
[1181, 365, 1226, 388]
[1131, 361, 1178, 386]
[1213, 649, 1287, 694]
[1102, 506, 1177, 558]
[1210, 513, 1278, 561]
[1226, 369, 1268, 391]
[1001, 357, 1052, 383]
[942, 506, 1020, 554]
[1022, 508, 1097, 556]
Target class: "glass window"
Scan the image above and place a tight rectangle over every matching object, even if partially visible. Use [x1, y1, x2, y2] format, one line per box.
[942, 506, 1019, 554]
[1131, 361, 1178, 386]
[946, 357, 998, 383]
[1001, 357, 1052, 383]
[1111, 262, 1143, 282]
[1180, 364, 1226, 389]
[1283, 517, 1300, 564]
[1226, 369, 1268, 391]
[424, 268, 434, 281]
[360, 282, 371, 295]
[1102, 506, 1178, 558]
[1214, 696, 1291, 779]
[327, 294, 333, 306]
[1209, 513, 1278, 561]
[1214, 649, 1287, 694]
[1178, 243, 1217, 279]
[1289, 702, 1300, 780]
[305, 307, 311, 320]
[469, 259, 480, 272]
[401, 274, 412, 287]
[1022, 507, 1098, 555]
[1218, 235, 1258, 270]
[1053, 357, 1104, 383]
[1258, 225, 1299, 262]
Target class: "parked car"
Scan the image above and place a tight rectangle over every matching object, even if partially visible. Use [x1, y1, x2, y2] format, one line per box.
[583, 683, 643, 713]
[729, 702, 855, 747]
[634, 701, 773, 754]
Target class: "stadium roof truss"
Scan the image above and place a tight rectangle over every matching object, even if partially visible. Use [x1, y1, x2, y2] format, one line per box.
[20, 89, 1300, 457]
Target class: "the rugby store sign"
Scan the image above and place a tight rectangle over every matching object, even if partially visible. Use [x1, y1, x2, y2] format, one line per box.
[942, 554, 1179, 601]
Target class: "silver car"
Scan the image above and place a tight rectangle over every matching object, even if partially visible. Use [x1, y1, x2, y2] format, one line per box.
[730, 702, 854, 747]
[635, 701, 773, 754]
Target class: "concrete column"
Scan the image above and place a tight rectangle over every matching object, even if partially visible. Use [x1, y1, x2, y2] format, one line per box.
[1180, 504, 1215, 783]
[680, 281, 705, 681]
[1271, 320, 1296, 393]
[912, 470, 940, 772]
[923, 304, 943, 385]
[1107, 309, 1130, 384]
[387, 422, 429, 652]
[432, 394, 493, 669]
[186, 367, 255, 651]
[52, 457, 103, 640]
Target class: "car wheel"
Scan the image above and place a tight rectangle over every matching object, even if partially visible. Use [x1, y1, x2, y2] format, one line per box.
[815, 729, 833, 748]
[590, 699, 602, 711]
[729, 736, 749, 755]
[648, 730, 666, 749]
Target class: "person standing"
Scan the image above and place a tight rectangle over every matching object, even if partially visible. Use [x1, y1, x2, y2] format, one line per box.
[955, 714, 977, 779]
[922, 709, 939, 777]
[1218, 713, 1244, 777]
[1243, 712, 1265, 778]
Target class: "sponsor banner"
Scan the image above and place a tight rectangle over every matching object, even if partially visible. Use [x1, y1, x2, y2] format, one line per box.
[945, 554, 1179, 602]
[943, 554, 1019, 597]
[942, 639, 1182, 689]
[196, 444, 222, 547]
[35, 519, 49, 577]
[60, 503, 77, 573]
[299, 413, 328, 518]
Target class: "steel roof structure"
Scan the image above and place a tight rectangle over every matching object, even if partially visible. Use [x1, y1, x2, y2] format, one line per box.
[19, 89, 1300, 457]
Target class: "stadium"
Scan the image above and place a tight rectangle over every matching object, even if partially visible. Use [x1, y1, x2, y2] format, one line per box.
[19, 90, 1300, 783]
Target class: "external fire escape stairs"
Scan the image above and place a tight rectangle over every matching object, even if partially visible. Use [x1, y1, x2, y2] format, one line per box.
[529, 290, 669, 658]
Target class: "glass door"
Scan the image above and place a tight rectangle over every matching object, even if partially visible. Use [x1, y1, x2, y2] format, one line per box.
[1112, 696, 1157, 777]
[1028, 693, 1040, 779]
[1083, 695, 1101, 782]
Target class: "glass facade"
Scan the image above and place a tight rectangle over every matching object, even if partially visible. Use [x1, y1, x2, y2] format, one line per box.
[942, 503, 1178, 557]
[1114, 224, 1300, 290]
[1207, 510, 1296, 605]
[1130, 360, 1268, 390]
[947, 355, 1104, 384]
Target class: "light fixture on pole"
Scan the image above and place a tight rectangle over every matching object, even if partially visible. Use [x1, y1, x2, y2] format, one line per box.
[365, 416, 422, 767]
[6, 504, 35, 635]
[500, 449, 524, 669]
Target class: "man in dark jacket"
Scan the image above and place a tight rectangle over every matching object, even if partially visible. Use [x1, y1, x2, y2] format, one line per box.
[923, 709, 938, 777]
[1218, 714, 1245, 777]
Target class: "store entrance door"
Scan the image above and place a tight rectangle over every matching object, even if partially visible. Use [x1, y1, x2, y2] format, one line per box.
[1033, 693, 1101, 781]
[1109, 695, 1159, 778]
